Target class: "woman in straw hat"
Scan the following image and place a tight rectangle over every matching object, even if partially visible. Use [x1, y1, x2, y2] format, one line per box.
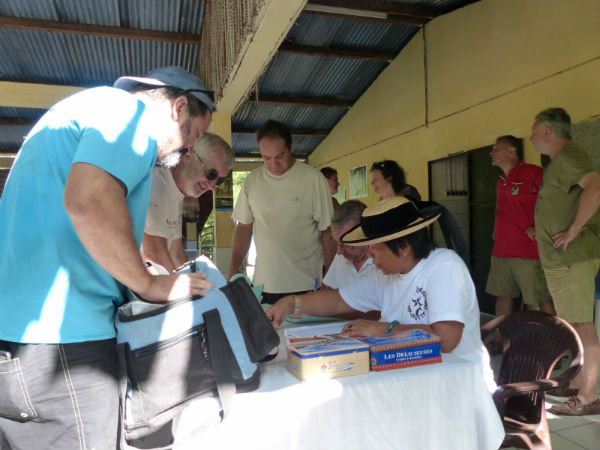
[266, 196, 495, 390]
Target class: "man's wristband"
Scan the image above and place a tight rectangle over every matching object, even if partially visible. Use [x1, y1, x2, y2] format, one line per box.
[293, 295, 301, 315]
[387, 320, 399, 334]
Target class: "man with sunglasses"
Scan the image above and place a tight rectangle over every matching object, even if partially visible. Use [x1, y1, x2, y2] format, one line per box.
[322, 200, 376, 289]
[143, 133, 233, 272]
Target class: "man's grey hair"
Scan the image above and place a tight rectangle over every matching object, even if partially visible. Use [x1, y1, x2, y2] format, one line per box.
[194, 133, 234, 167]
[535, 107, 572, 140]
[332, 200, 366, 230]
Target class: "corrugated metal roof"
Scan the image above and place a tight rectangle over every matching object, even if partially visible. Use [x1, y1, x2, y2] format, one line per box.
[258, 53, 388, 99]
[0, 29, 201, 86]
[286, 1, 479, 50]
[0, 0, 204, 32]
[0, 107, 46, 119]
[0, 0, 204, 86]
[286, 13, 417, 51]
[0, 107, 45, 147]
[0, 126, 30, 147]
[233, 103, 348, 130]
[0, 0, 477, 158]
[231, 8, 430, 155]
[233, 133, 326, 157]
[382, 0, 477, 11]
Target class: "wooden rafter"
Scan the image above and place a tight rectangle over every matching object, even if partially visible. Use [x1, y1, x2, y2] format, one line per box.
[233, 127, 328, 136]
[278, 43, 395, 62]
[307, 0, 439, 18]
[0, 117, 37, 126]
[0, 15, 201, 44]
[247, 92, 353, 108]
[0, 119, 330, 137]
[235, 152, 308, 160]
[0, 146, 20, 154]
[304, 0, 439, 26]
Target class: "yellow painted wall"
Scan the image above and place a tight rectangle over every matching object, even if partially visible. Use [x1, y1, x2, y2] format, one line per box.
[309, 0, 600, 205]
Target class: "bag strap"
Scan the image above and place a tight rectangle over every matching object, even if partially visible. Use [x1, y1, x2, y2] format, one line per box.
[203, 308, 236, 419]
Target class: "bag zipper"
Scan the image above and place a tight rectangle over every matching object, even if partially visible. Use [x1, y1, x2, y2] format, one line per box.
[132, 329, 205, 359]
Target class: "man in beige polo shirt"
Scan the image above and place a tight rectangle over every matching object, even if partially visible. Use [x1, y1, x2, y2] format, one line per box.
[229, 120, 335, 304]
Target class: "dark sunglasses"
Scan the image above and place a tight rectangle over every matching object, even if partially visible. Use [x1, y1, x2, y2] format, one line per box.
[192, 151, 227, 186]
[183, 88, 215, 103]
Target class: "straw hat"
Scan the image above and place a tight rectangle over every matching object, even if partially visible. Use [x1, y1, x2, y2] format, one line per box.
[341, 196, 441, 246]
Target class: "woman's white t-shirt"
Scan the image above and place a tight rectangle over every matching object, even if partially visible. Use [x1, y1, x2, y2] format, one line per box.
[339, 248, 496, 391]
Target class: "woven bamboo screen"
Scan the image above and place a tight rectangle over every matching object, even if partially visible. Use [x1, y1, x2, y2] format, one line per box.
[198, 0, 267, 105]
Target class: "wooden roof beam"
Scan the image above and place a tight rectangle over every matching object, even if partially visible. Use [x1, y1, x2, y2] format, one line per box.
[233, 127, 329, 136]
[0, 119, 330, 137]
[307, 0, 440, 18]
[304, 0, 440, 26]
[247, 92, 353, 108]
[0, 15, 201, 44]
[234, 152, 308, 161]
[278, 43, 395, 62]
[0, 117, 37, 126]
[0, 146, 20, 154]
[0, 81, 83, 109]
[211, 0, 306, 114]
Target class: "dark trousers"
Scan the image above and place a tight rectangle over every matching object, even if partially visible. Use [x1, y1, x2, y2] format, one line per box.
[260, 290, 310, 305]
[0, 339, 119, 450]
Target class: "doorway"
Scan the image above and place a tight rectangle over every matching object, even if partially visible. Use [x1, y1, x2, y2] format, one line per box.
[428, 146, 497, 314]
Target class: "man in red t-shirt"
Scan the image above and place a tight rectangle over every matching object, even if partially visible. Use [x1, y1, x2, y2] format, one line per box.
[486, 135, 556, 319]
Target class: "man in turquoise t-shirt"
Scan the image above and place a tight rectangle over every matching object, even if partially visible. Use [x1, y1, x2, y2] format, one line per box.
[532, 107, 600, 416]
[0, 67, 215, 449]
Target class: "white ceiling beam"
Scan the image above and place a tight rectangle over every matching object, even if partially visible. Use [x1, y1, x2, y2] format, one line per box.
[215, 0, 307, 114]
[0, 81, 83, 109]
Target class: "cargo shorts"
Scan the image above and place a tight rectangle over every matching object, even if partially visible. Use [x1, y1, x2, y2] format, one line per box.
[486, 256, 551, 307]
[544, 258, 600, 323]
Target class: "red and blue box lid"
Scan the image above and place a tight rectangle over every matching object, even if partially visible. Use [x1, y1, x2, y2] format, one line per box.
[360, 329, 442, 371]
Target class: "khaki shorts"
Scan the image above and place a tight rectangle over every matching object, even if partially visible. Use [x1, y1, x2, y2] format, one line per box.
[544, 258, 600, 323]
[486, 257, 551, 307]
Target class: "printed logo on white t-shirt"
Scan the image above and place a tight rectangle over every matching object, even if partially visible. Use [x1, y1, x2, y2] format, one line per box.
[408, 286, 428, 320]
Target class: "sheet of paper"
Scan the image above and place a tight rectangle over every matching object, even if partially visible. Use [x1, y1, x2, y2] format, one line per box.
[285, 321, 349, 340]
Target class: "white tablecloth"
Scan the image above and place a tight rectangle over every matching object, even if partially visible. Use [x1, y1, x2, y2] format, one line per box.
[174, 326, 504, 450]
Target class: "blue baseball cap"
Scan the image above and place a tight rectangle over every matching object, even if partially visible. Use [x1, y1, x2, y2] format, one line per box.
[114, 66, 214, 112]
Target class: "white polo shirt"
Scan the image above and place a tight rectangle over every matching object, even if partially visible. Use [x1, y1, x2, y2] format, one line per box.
[144, 166, 185, 248]
[323, 254, 377, 289]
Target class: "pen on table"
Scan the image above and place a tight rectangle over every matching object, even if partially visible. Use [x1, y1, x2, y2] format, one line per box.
[314, 278, 319, 290]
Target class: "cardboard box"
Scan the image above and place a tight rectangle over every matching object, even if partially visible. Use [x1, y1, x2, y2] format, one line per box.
[285, 326, 369, 381]
[360, 329, 442, 371]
